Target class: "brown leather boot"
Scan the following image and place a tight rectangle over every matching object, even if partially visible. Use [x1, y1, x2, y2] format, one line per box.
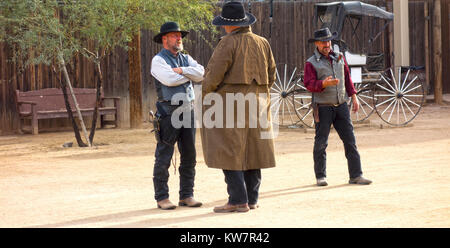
[179, 197, 202, 207]
[213, 203, 249, 213]
[157, 199, 176, 210]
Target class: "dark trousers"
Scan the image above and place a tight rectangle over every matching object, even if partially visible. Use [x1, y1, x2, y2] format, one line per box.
[313, 102, 362, 179]
[153, 110, 196, 202]
[222, 169, 261, 205]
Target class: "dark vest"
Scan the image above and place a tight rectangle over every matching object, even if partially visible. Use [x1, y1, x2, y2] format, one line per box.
[306, 49, 348, 105]
[154, 49, 192, 102]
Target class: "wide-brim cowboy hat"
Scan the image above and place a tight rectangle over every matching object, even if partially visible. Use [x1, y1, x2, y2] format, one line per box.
[308, 27, 338, 43]
[153, 21, 189, 44]
[212, 1, 256, 26]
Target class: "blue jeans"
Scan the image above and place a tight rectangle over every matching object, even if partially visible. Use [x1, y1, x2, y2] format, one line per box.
[222, 169, 261, 205]
[153, 109, 196, 202]
[313, 102, 362, 179]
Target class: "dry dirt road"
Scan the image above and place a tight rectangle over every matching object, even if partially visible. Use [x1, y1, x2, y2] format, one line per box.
[1, 103, 449, 228]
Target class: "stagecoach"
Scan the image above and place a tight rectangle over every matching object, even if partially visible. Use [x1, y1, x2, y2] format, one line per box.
[271, 1, 426, 127]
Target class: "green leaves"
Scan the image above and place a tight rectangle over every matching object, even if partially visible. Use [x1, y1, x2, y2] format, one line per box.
[1, 0, 78, 67]
[141, 0, 216, 33]
[77, 0, 216, 58]
[1, 0, 217, 68]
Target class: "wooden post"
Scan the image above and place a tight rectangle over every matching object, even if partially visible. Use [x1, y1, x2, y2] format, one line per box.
[0, 43, 5, 134]
[128, 32, 143, 128]
[393, 0, 410, 67]
[433, 0, 443, 104]
[386, 2, 394, 69]
[1, 78, 5, 134]
[424, 3, 431, 93]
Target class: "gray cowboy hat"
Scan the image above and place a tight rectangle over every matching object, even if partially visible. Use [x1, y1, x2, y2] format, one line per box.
[153, 22, 189, 44]
[212, 1, 256, 26]
[308, 27, 338, 43]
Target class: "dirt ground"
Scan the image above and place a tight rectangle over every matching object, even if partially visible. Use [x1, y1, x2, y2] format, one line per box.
[1, 102, 450, 228]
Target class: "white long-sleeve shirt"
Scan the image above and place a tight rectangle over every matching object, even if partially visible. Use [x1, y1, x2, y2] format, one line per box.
[151, 54, 204, 87]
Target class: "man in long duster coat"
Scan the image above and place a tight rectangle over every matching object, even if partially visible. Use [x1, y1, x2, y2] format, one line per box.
[200, 1, 277, 213]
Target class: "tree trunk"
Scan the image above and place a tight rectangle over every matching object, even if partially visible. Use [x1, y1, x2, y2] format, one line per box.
[53, 66, 87, 147]
[433, 0, 443, 104]
[58, 53, 92, 147]
[89, 62, 103, 144]
[59, 76, 87, 147]
[128, 32, 143, 128]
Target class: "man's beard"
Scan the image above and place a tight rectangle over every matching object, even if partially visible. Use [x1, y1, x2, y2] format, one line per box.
[173, 43, 183, 52]
[320, 47, 330, 55]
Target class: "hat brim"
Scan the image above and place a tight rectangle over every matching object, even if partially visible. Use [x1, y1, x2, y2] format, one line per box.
[153, 30, 189, 44]
[308, 32, 338, 43]
[212, 12, 256, 27]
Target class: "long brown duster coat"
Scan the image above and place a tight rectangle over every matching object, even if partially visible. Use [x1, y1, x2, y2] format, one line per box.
[200, 26, 277, 171]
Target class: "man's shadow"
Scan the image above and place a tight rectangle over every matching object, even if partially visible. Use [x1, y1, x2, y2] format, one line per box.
[29, 183, 349, 227]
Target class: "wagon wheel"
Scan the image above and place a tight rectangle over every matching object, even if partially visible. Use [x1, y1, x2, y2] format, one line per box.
[374, 66, 425, 126]
[347, 82, 375, 123]
[270, 64, 302, 127]
[292, 78, 314, 128]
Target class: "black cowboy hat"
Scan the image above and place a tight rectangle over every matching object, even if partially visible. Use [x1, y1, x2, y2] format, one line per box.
[308, 27, 338, 43]
[212, 1, 256, 27]
[153, 22, 189, 44]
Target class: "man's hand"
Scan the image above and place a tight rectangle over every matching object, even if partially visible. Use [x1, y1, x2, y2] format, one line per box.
[172, 67, 183, 74]
[322, 76, 339, 88]
[351, 94, 359, 113]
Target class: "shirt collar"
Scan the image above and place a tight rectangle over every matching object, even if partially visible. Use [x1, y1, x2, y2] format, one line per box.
[229, 26, 252, 35]
[162, 48, 179, 58]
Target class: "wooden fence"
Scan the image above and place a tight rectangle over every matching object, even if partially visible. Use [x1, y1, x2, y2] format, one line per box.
[0, 0, 447, 134]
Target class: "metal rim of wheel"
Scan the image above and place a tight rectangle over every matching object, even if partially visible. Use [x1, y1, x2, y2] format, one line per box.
[347, 82, 376, 123]
[270, 64, 303, 127]
[374, 66, 425, 126]
[292, 79, 314, 128]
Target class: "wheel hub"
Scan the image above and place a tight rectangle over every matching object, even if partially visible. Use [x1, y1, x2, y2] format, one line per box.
[396, 91, 404, 99]
[281, 91, 288, 98]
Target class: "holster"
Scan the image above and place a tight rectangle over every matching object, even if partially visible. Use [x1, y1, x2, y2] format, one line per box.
[149, 102, 168, 143]
[152, 116, 161, 143]
[313, 103, 320, 123]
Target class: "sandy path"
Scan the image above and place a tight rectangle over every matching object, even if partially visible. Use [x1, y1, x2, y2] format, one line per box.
[1, 103, 449, 228]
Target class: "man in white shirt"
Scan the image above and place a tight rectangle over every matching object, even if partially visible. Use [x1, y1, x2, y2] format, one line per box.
[150, 22, 204, 210]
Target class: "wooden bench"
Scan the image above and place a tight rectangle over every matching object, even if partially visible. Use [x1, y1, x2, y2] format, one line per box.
[14, 88, 120, 134]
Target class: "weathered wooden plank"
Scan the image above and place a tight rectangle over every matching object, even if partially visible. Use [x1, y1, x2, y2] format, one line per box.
[443, 1, 450, 93]
[128, 33, 143, 128]
[433, 0, 443, 104]
[1, 0, 448, 133]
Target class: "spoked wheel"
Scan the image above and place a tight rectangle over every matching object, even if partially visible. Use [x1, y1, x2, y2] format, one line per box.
[292, 79, 314, 128]
[374, 66, 426, 126]
[348, 82, 375, 123]
[270, 64, 302, 127]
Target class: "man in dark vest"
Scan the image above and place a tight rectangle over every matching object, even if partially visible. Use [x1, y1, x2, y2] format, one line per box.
[303, 27, 372, 187]
[150, 22, 204, 209]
